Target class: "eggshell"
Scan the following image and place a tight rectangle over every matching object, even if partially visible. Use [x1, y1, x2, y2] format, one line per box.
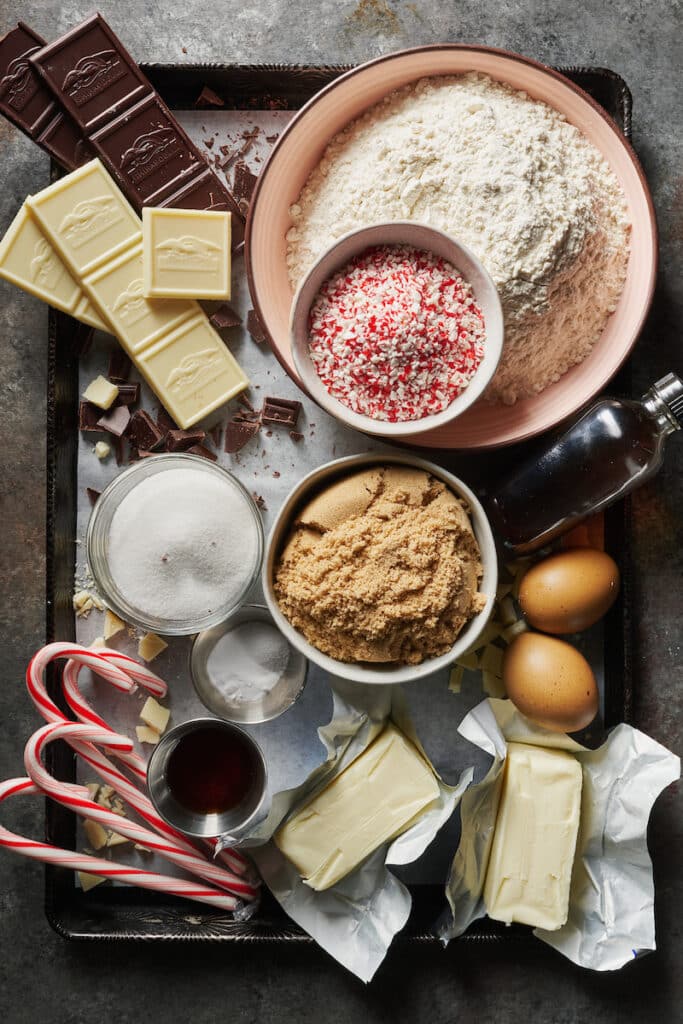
[503, 632, 599, 733]
[518, 548, 620, 634]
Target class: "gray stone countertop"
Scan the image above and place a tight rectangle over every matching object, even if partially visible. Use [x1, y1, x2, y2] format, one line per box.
[0, 2, 680, 1021]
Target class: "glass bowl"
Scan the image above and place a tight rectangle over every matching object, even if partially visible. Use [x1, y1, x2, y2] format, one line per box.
[86, 453, 264, 636]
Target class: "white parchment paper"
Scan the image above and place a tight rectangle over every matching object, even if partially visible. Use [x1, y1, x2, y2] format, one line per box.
[438, 699, 680, 970]
[247, 680, 471, 983]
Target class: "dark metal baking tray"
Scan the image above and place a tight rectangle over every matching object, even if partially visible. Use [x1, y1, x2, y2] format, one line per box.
[44, 62, 634, 944]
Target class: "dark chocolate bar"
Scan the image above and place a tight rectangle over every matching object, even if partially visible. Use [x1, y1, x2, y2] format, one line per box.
[261, 397, 302, 429]
[29, 13, 244, 242]
[0, 23, 92, 170]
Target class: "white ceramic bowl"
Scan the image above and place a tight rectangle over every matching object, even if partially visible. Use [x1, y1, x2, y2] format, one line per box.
[289, 222, 504, 439]
[262, 453, 498, 685]
[246, 44, 657, 449]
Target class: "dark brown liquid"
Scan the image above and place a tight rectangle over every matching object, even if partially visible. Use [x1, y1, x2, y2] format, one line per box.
[165, 726, 256, 815]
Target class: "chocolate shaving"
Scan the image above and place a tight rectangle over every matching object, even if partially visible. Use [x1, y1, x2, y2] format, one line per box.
[265, 134, 279, 144]
[187, 443, 218, 462]
[225, 418, 260, 454]
[209, 303, 241, 330]
[115, 383, 140, 406]
[233, 161, 258, 204]
[195, 85, 225, 109]
[166, 428, 207, 452]
[262, 397, 302, 429]
[289, 430, 304, 442]
[107, 349, 132, 383]
[86, 487, 101, 506]
[238, 393, 256, 412]
[129, 410, 164, 451]
[246, 308, 267, 344]
[233, 409, 261, 423]
[204, 137, 214, 149]
[252, 492, 267, 510]
[208, 423, 223, 448]
[71, 323, 94, 358]
[272, 471, 281, 478]
[97, 404, 131, 437]
[79, 401, 105, 432]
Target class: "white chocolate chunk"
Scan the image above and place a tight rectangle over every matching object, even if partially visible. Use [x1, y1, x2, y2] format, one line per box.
[139, 696, 170, 734]
[94, 441, 111, 460]
[484, 743, 583, 931]
[106, 830, 131, 847]
[83, 819, 108, 851]
[104, 609, 126, 641]
[78, 870, 106, 892]
[90, 636, 106, 648]
[83, 375, 119, 410]
[137, 633, 168, 663]
[275, 724, 439, 891]
[136, 725, 161, 745]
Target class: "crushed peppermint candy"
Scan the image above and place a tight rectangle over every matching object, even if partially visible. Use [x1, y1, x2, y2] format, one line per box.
[307, 245, 486, 422]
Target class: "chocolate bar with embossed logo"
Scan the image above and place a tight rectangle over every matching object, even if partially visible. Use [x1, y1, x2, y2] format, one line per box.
[29, 13, 244, 243]
[0, 22, 91, 169]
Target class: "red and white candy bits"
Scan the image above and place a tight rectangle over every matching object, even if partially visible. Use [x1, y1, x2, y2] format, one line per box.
[308, 245, 486, 422]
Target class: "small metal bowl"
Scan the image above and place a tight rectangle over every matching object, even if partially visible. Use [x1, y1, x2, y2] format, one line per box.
[191, 605, 308, 724]
[146, 718, 267, 841]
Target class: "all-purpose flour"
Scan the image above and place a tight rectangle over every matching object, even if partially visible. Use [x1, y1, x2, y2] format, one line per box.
[286, 73, 631, 405]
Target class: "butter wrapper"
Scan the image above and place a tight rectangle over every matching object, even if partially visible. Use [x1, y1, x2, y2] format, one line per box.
[247, 680, 471, 982]
[438, 699, 680, 969]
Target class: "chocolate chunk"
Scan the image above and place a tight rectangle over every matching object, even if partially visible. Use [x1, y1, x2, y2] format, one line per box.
[79, 400, 105, 432]
[251, 492, 266, 510]
[208, 423, 223, 448]
[165, 428, 206, 452]
[71, 322, 94, 357]
[272, 471, 281, 479]
[289, 430, 304, 442]
[186, 443, 217, 462]
[156, 408, 178, 434]
[246, 308, 267, 344]
[225, 418, 259, 454]
[135, 449, 157, 459]
[86, 487, 101, 505]
[129, 409, 164, 451]
[107, 349, 132, 383]
[113, 436, 125, 465]
[209, 303, 241, 330]
[233, 161, 258, 204]
[195, 85, 225, 109]
[262, 397, 302, 429]
[238, 393, 255, 412]
[97, 404, 131, 437]
[233, 409, 261, 423]
[115, 382, 140, 406]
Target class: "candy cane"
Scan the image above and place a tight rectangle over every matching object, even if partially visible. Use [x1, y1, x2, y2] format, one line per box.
[60, 653, 252, 878]
[25, 722, 258, 899]
[0, 777, 239, 911]
[27, 643, 252, 880]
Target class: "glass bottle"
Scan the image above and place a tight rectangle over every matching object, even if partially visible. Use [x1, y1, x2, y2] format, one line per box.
[485, 373, 683, 555]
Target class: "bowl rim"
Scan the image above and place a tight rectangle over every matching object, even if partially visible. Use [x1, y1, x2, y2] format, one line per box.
[289, 221, 504, 438]
[261, 452, 498, 685]
[245, 43, 658, 450]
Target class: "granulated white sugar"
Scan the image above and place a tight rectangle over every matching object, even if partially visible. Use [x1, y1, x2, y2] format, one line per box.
[107, 467, 259, 622]
[206, 621, 291, 703]
[286, 73, 631, 405]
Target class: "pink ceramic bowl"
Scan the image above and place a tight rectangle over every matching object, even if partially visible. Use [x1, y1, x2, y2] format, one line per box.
[246, 45, 657, 450]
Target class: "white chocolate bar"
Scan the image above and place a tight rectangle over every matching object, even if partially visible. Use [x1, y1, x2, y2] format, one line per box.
[142, 206, 231, 300]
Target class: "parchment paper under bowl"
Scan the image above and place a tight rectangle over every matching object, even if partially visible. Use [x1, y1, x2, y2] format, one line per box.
[191, 604, 308, 724]
[262, 452, 498, 685]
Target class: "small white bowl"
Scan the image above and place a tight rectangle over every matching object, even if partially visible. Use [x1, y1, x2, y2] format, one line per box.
[290, 222, 504, 439]
[262, 453, 498, 685]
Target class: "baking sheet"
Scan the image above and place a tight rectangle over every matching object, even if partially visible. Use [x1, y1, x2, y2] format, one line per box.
[71, 107, 606, 889]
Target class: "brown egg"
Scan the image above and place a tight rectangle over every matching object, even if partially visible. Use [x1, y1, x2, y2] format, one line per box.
[503, 632, 598, 733]
[518, 548, 620, 634]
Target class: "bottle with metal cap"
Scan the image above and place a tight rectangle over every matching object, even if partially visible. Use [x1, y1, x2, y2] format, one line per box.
[486, 373, 683, 555]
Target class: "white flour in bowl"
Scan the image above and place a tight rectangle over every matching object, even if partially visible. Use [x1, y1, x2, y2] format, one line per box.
[286, 73, 631, 405]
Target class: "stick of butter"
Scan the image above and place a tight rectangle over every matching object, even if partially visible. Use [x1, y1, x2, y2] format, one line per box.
[483, 743, 582, 931]
[275, 724, 439, 891]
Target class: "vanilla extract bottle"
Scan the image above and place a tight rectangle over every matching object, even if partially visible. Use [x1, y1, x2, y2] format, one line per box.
[486, 373, 683, 555]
